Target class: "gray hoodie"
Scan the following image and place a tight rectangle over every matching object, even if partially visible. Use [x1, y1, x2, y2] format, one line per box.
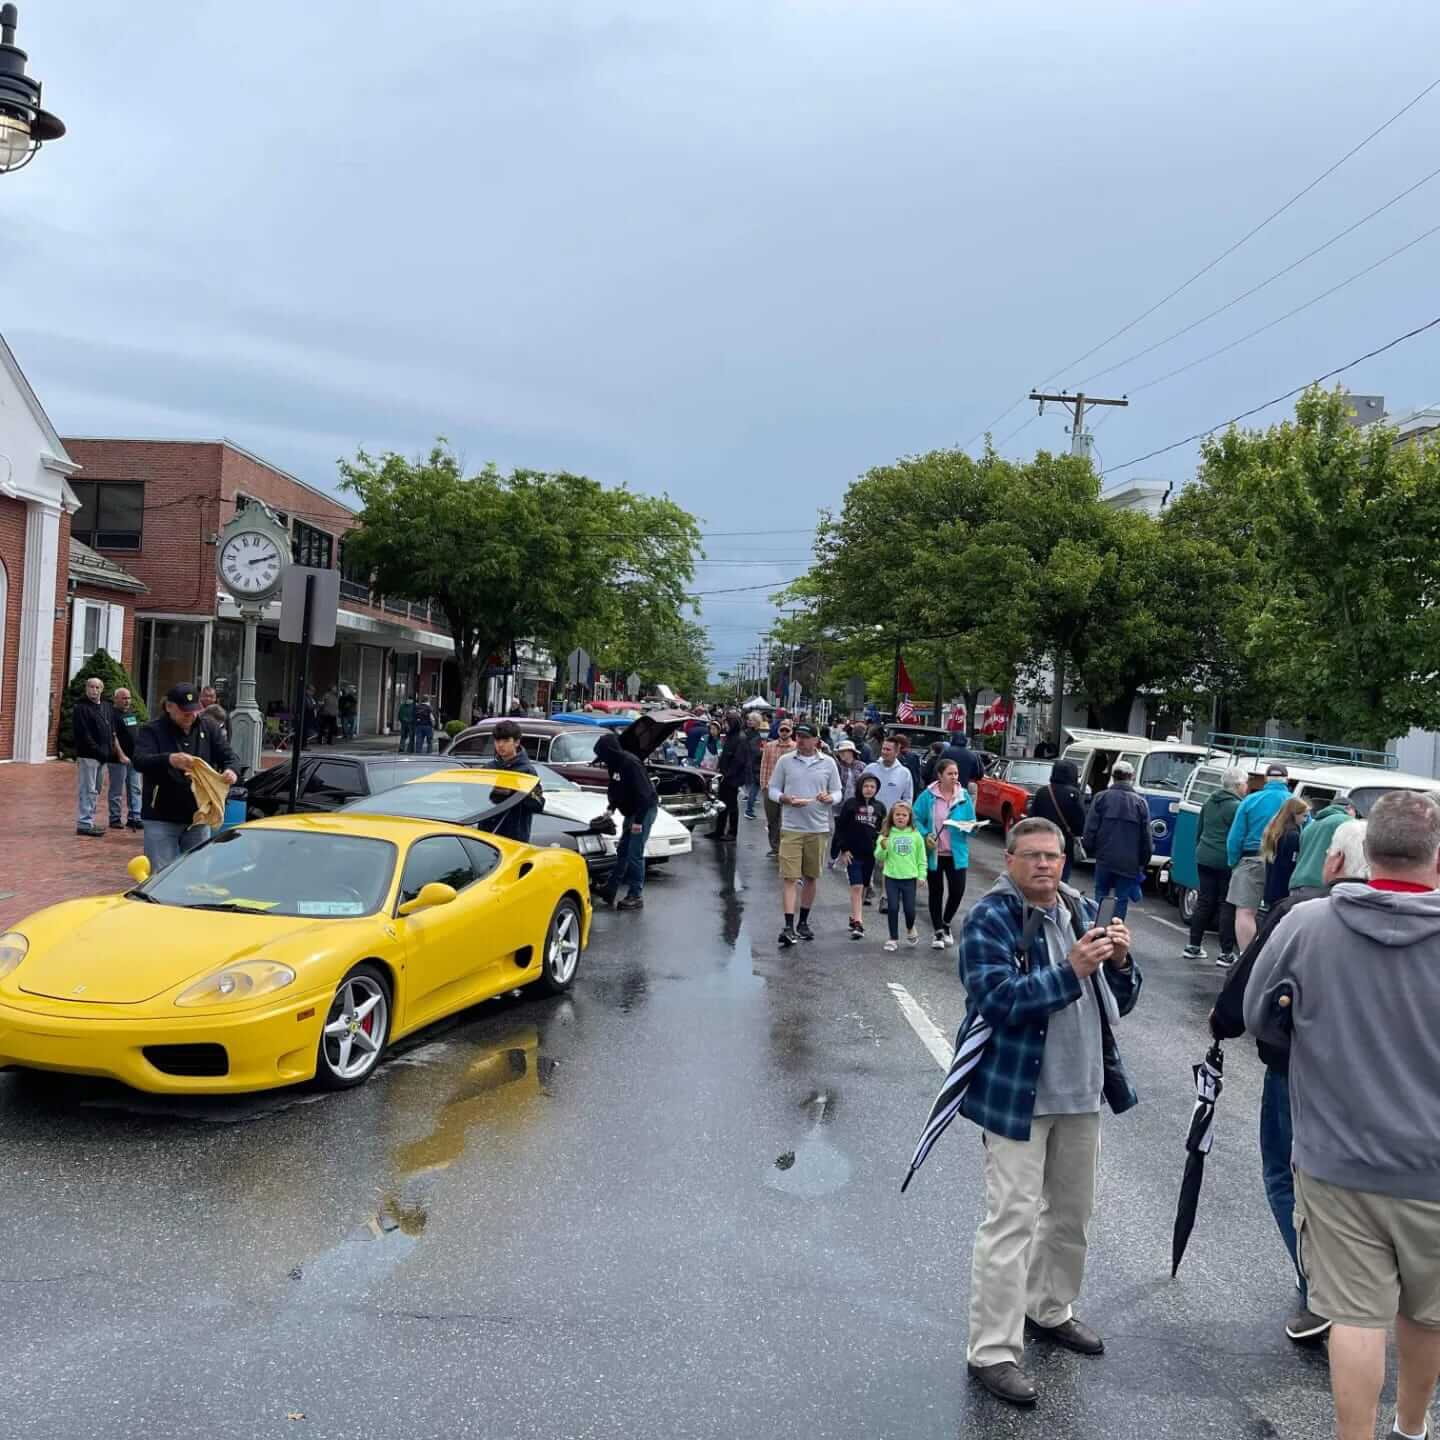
[1244, 882, 1440, 1201]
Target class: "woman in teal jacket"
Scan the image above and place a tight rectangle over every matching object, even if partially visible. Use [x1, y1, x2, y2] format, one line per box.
[912, 757, 978, 950]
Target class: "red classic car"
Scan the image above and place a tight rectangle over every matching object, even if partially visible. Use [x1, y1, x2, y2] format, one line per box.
[973, 757, 1057, 834]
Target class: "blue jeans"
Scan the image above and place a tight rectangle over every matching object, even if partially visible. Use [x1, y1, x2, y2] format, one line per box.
[604, 805, 657, 901]
[76, 757, 103, 827]
[143, 820, 211, 871]
[398, 721, 413, 752]
[744, 780, 759, 817]
[107, 761, 141, 824]
[1093, 863, 1142, 920]
[413, 725, 433, 754]
[1260, 1068, 1305, 1303]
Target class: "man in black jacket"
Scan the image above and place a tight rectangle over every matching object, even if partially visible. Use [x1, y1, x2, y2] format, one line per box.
[133, 682, 239, 870]
[1082, 760, 1152, 920]
[73, 676, 123, 838]
[487, 719, 544, 845]
[708, 714, 752, 842]
[1210, 817, 1369, 1347]
[1028, 760, 1087, 883]
[595, 729, 658, 911]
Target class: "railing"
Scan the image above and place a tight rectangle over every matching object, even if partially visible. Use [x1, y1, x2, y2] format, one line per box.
[1208, 731, 1397, 771]
[339, 578, 371, 604]
[408, 601, 431, 623]
[383, 596, 408, 616]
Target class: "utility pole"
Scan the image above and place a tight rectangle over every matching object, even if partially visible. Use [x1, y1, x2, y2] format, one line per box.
[1028, 390, 1129, 748]
[1027, 389, 1129, 461]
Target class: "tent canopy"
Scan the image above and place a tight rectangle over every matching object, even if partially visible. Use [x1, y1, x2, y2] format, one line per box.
[740, 695, 774, 711]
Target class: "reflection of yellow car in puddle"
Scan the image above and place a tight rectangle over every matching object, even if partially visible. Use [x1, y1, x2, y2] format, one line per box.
[0, 772, 589, 1094]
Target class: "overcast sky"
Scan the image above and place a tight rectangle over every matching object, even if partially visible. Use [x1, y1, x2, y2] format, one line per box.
[5, 1, 1439, 678]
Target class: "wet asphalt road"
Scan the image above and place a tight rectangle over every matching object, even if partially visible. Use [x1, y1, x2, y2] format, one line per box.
[0, 819, 1349, 1440]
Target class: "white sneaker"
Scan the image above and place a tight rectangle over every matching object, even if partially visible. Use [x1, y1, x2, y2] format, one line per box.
[907, 929, 920, 947]
[883, 939, 898, 953]
[930, 931, 946, 950]
[942, 929, 955, 946]
[1182, 944, 1206, 960]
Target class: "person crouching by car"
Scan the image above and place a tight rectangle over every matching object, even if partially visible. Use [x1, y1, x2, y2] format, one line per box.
[595, 729, 659, 912]
[133, 682, 239, 870]
[488, 718, 545, 845]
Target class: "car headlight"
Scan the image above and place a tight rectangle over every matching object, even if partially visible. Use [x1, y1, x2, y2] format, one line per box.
[576, 834, 607, 856]
[175, 960, 296, 1007]
[0, 931, 28, 980]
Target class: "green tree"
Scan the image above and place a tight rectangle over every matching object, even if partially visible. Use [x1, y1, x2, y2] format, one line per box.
[59, 648, 147, 759]
[338, 444, 702, 721]
[1165, 387, 1440, 747]
[595, 612, 710, 700]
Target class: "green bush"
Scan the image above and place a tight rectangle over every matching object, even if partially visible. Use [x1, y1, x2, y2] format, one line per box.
[59, 648, 148, 759]
[444, 719, 465, 737]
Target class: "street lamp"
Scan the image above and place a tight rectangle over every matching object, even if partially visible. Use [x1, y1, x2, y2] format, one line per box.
[0, 5, 65, 175]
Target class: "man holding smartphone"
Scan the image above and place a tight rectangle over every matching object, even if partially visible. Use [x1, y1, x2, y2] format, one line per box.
[958, 817, 1143, 1409]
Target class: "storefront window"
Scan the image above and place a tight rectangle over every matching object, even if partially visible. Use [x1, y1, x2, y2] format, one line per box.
[211, 620, 242, 712]
[142, 620, 206, 710]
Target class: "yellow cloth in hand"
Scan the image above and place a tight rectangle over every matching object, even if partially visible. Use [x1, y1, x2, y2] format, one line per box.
[188, 757, 231, 829]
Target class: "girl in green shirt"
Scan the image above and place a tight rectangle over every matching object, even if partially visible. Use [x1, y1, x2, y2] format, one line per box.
[876, 800, 926, 951]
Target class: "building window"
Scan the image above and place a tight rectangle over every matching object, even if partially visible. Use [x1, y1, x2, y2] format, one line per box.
[72, 481, 144, 550]
[293, 519, 334, 570]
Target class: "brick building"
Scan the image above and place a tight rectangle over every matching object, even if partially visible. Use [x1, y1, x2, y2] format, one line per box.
[0, 336, 77, 763]
[57, 438, 455, 736]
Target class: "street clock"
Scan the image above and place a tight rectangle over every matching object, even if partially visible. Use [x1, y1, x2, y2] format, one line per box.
[217, 506, 290, 604]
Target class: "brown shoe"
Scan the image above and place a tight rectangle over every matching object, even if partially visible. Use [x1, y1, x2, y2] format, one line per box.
[1025, 1316, 1105, 1355]
[967, 1361, 1038, 1407]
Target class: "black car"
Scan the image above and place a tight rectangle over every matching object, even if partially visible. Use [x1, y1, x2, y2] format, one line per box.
[245, 752, 614, 885]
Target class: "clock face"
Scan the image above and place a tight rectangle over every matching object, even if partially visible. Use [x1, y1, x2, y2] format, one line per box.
[220, 532, 284, 596]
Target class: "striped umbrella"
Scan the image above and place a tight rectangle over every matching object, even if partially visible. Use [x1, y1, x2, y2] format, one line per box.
[900, 1007, 993, 1192]
[1170, 1041, 1225, 1275]
[900, 908, 1043, 1193]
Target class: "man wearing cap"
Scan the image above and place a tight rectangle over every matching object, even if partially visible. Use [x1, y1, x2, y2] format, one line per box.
[1227, 764, 1291, 950]
[769, 723, 841, 947]
[133, 683, 240, 870]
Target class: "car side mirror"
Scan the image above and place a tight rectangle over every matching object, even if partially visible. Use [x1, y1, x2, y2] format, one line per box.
[397, 882, 458, 917]
[126, 855, 152, 885]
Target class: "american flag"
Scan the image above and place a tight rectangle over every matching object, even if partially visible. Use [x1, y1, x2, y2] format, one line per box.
[897, 695, 916, 722]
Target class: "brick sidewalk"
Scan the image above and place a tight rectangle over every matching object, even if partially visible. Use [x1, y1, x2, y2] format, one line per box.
[0, 761, 149, 929]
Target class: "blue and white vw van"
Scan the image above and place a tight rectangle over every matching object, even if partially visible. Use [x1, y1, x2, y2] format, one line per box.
[1059, 728, 1212, 873]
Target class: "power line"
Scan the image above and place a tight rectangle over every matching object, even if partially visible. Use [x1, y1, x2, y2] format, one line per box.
[1043, 74, 1440, 382]
[1102, 312, 1440, 477]
[1074, 160, 1440, 389]
[1126, 220, 1440, 396]
[961, 74, 1440, 451]
[687, 577, 807, 596]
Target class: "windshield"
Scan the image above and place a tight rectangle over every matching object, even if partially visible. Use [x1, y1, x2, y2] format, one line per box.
[1006, 761, 1053, 787]
[1346, 784, 1439, 818]
[346, 780, 526, 824]
[1140, 751, 1203, 793]
[142, 828, 395, 917]
[549, 731, 601, 764]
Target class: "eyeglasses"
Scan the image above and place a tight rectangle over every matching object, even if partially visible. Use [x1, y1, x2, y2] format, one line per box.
[1013, 850, 1063, 863]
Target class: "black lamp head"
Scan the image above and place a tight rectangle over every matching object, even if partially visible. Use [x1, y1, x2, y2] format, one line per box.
[0, 4, 66, 174]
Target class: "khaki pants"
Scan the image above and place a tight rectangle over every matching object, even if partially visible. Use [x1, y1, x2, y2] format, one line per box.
[764, 796, 784, 851]
[967, 1112, 1101, 1368]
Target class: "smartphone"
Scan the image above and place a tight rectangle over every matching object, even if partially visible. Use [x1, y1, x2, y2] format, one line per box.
[1094, 897, 1117, 930]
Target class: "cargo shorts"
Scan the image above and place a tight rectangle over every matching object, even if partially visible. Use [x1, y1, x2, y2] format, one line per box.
[778, 831, 826, 881]
[1226, 855, 1266, 909]
[1295, 1168, 1440, 1329]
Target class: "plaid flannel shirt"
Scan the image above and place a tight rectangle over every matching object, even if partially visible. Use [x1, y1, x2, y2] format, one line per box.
[957, 885, 1142, 1141]
[759, 738, 795, 790]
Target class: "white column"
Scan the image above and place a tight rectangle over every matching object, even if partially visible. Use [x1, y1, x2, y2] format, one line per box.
[14, 499, 61, 763]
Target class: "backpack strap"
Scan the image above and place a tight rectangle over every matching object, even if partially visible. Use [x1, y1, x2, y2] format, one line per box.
[1015, 905, 1045, 974]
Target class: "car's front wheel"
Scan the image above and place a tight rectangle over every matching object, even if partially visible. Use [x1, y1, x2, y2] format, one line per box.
[1177, 885, 1199, 926]
[315, 963, 392, 1089]
[538, 898, 583, 994]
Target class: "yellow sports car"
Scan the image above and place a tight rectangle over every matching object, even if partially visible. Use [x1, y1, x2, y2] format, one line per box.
[0, 770, 590, 1094]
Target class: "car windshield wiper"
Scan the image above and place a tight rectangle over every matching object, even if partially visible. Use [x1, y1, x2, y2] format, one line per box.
[125, 889, 160, 903]
[181, 901, 274, 913]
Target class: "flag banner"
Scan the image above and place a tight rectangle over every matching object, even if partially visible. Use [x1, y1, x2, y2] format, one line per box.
[896, 655, 915, 696]
[897, 696, 917, 721]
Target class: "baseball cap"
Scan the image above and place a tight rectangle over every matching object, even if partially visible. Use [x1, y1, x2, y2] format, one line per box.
[165, 683, 204, 713]
[1265, 763, 1289, 777]
[792, 722, 815, 737]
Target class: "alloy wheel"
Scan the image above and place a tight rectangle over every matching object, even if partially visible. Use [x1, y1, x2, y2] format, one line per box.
[321, 973, 389, 1083]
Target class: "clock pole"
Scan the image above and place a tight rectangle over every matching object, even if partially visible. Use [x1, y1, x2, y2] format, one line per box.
[231, 605, 265, 774]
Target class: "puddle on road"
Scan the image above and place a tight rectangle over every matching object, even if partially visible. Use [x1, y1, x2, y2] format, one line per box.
[765, 1090, 851, 1198]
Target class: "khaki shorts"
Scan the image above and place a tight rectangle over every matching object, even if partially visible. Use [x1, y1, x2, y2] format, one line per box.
[1295, 1168, 1440, 1328]
[778, 831, 826, 881]
[1226, 855, 1266, 909]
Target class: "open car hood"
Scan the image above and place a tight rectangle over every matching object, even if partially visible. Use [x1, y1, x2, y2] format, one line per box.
[620, 709, 689, 761]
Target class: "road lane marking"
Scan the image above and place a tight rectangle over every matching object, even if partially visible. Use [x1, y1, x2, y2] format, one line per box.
[1139, 912, 1189, 934]
[887, 982, 951, 1070]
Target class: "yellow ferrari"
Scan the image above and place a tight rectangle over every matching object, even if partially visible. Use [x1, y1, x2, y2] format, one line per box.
[0, 770, 590, 1094]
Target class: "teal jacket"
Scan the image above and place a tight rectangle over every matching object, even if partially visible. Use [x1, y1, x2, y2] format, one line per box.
[912, 783, 977, 870]
[1227, 780, 1289, 865]
[1194, 789, 1240, 870]
[1289, 803, 1351, 891]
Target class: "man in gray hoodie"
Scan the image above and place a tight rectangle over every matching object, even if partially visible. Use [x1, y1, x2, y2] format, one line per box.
[1245, 789, 1440, 1440]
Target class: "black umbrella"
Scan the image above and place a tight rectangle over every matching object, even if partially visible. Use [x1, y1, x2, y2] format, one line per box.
[1170, 1040, 1225, 1276]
